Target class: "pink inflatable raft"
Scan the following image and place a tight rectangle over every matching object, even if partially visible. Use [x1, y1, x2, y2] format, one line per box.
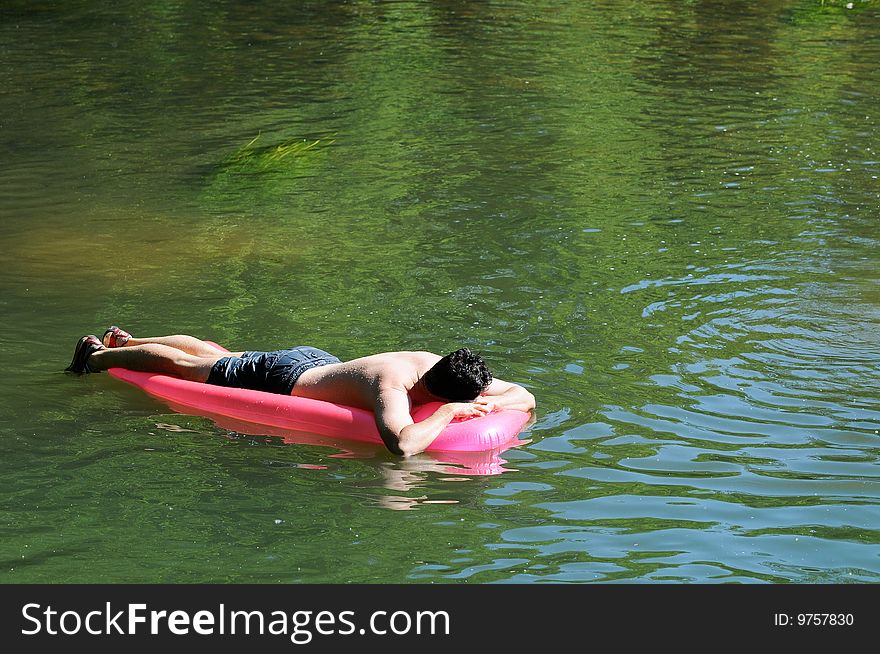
[107, 343, 531, 453]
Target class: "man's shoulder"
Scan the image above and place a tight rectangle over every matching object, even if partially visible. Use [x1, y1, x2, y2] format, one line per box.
[375, 350, 441, 362]
[404, 350, 441, 359]
[371, 351, 439, 386]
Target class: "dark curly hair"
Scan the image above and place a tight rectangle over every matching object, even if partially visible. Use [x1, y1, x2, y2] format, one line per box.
[423, 348, 493, 402]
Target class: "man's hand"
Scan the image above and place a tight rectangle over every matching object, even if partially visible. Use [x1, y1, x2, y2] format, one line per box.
[444, 402, 491, 419]
[476, 379, 536, 413]
[472, 396, 500, 413]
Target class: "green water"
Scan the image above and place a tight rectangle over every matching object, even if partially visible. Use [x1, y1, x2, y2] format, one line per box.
[1, 0, 878, 583]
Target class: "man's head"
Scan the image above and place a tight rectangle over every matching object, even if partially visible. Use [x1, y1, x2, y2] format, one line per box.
[423, 348, 493, 402]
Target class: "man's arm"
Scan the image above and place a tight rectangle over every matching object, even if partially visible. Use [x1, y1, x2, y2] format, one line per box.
[474, 378, 536, 413]
[374, 387, 489, 457]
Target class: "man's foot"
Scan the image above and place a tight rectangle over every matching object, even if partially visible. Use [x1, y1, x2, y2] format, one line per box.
[65, 335, 105, 374]
[102, 325, 131, 348]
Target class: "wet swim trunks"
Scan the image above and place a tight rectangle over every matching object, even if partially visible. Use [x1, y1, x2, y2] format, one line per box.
[207, 346, 341, 395]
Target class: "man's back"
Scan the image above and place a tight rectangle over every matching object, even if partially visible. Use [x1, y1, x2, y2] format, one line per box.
[292, 351, 441, 410]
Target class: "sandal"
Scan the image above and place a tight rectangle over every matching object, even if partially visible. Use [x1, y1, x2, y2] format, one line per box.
[102, 325, 131, 348]
[65, 335, 105, 374]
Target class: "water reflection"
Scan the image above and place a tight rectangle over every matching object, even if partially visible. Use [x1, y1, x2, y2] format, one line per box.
[215, 415, 526, 511]
[153, 409, 523, 516]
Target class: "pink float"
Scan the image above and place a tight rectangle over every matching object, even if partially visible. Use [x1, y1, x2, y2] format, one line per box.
[107, 343, 531, 452]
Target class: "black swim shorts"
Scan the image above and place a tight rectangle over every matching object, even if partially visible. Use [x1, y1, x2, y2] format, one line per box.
[206, 346, 341, 395]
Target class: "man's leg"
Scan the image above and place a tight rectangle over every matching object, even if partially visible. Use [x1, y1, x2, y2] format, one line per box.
[103, 329, 243, 357]
[87, 344, 224, 382]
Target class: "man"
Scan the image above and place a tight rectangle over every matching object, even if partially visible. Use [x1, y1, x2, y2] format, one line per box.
[66, 327, 536, 456]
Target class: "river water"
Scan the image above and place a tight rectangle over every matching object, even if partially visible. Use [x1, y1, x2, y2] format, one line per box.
[1, 0, 878, 583]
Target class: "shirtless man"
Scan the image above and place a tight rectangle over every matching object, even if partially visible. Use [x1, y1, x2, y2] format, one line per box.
[66, 328, 536, 456]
